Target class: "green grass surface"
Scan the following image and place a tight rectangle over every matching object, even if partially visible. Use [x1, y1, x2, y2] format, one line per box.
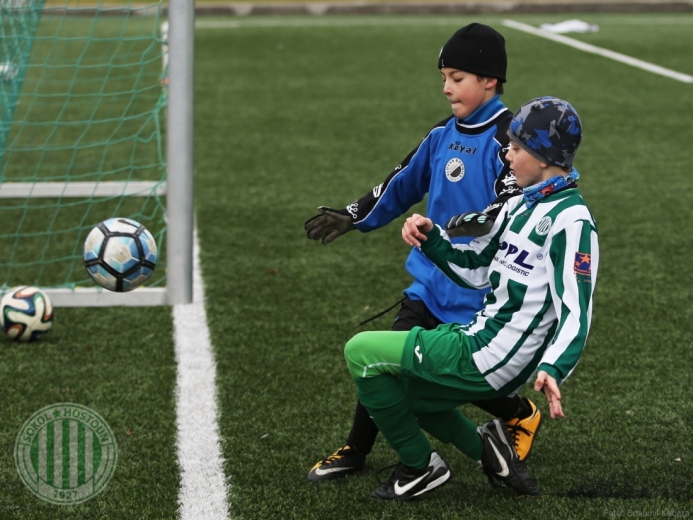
[195, 14, 693, 519]
[0, 307, 179, 519]
[1, 12, 692, 519]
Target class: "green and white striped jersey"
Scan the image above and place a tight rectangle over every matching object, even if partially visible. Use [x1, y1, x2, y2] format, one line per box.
[420, 188, 598, 395]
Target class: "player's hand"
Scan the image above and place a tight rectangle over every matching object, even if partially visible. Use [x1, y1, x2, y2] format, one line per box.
[534, 371, 565, 419]
[402, 213, 433, 248]
[304, 206, 356, 245]
[445, 212, 495, 238]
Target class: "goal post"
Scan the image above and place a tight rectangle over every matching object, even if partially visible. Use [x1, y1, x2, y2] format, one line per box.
[0, 0, 194, 306]
[165, 0, 194, 306]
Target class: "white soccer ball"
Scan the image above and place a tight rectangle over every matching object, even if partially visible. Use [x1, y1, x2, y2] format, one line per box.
[83, 218, 157, 292]
[0, 61, 18, 83]
[0, 286, 54, 342]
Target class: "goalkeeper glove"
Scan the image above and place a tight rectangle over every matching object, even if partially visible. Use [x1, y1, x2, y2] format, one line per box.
[445, 212, 495, 238]
[304, 206, 356, 245]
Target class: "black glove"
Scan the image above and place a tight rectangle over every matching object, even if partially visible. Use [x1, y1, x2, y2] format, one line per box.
[304, 206, 356, 245]
[445, 212, 495, 238]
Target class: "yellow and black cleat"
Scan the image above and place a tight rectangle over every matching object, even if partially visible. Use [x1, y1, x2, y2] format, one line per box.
[505, 399, 543, 461]
[307, 445, 366, 482]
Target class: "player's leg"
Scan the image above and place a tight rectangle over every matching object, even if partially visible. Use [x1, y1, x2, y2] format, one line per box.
[308, 297, 436, 482]
[418, 408, 484, 461]
[401, 299, 542, 461]
[344, 330, 452, 500]
[473, 395, 543, 461]
[395, 299, 544, 461]
[418, 408, 538, 496]
[345, 299, 439, 449]
[403, 325, 539, 495]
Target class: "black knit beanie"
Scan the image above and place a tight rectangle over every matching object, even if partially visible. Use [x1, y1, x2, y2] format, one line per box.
[438, 23, 507, 82]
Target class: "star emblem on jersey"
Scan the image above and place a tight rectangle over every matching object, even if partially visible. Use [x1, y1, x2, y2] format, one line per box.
[445, 158, 465, 182]
[574, 252, 592, 278]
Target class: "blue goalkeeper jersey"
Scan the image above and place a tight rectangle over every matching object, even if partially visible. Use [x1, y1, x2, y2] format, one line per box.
[346, 95, 520, 323]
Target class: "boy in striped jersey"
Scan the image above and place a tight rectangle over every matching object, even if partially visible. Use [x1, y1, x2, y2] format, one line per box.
[344, 97, 598, 500]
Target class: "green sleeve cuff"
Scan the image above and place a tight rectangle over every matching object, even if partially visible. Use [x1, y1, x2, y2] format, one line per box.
[420, 224, 443, 251]
[537, 363, 563, 383]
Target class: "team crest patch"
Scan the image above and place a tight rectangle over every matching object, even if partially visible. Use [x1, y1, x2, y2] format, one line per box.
[574, 252, 592, 278]
[535, 216, 552, 236]
[445, 158, 465, 182]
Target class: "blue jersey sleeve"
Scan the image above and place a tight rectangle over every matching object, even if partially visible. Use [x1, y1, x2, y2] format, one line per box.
[340, 116, 453, 232]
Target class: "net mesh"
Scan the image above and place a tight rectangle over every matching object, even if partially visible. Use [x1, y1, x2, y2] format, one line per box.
[0, 0, 167, 290]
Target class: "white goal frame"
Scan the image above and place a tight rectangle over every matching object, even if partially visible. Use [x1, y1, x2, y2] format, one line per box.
[1, 0, 194, 307]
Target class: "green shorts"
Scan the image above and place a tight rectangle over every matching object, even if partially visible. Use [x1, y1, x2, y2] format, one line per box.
[402, 323, 501, 413]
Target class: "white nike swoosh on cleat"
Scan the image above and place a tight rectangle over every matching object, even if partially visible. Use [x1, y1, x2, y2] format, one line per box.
[314, 466, 355, 476]
[394, 471, 429, 495]
[413, 470, 451, 496]
[490, 441, 510, 478]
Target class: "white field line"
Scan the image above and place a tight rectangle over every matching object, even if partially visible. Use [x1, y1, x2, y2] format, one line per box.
[595, 18, 693, 25]
[502, 19, 693, 84]
[196, 17, 483, 29]
[195, 16, 693, 31]
[173, 225, 229, 520]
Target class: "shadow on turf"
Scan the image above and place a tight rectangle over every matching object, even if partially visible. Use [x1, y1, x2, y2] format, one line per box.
[558, 478, 692, 500]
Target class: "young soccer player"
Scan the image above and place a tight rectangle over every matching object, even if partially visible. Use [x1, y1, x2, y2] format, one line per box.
[343, 97, 598, 500]
[305, 23, 543, 482]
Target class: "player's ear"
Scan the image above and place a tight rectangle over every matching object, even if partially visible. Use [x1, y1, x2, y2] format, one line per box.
[484, 77, 498, 90]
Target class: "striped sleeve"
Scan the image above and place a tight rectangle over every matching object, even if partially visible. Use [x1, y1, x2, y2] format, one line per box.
[419, 204, 511, 289]
[538, 219, 599, 384]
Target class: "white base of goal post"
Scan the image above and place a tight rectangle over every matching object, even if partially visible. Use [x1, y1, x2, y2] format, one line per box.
[0, 181, 165, 198]
[44, 288, 168, 307]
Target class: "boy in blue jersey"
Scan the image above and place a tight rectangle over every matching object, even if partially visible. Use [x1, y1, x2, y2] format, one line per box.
[305, 23, 542, 482]
[346, 96, 595, 500]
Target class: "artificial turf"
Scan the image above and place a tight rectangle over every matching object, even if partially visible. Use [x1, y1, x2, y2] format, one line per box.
[1, 12, 691, 519]
[195, 14, 693, 519]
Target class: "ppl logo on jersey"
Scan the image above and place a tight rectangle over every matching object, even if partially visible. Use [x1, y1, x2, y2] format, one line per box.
[498, 241, 534, 271]
[574, 252, 591, 278]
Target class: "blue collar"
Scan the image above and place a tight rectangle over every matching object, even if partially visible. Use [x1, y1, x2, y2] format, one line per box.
[523, 168, 580, 208]
[459, 95, 505, 126]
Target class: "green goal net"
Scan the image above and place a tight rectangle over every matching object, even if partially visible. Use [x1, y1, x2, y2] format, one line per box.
[0, 0, 168, 302]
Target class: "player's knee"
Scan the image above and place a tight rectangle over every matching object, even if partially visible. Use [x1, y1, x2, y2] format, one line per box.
[344, 332, 370, 379]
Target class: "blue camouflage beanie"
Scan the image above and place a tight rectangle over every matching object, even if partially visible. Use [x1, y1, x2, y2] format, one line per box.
[507, 97, 582, 168]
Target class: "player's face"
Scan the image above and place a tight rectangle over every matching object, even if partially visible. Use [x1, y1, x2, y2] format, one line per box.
[506, 141, 548, 188]
[440, 68, 496, 119]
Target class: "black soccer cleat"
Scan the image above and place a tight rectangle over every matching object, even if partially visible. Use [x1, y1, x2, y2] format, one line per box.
[478, 418, 539, 496]
[307, 445, 366, 482]
[370, 451, 451, 501]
